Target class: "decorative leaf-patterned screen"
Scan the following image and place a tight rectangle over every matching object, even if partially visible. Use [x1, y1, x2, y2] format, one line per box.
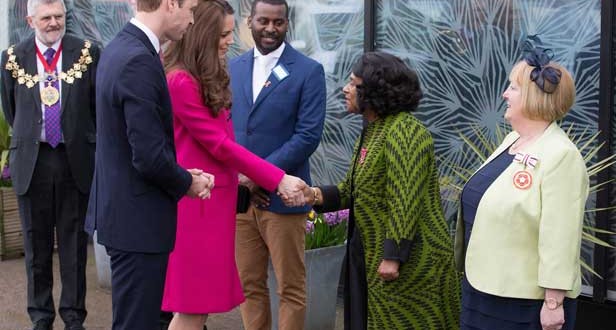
[2, 0, 613, 297]
[375, 0, 602, 291]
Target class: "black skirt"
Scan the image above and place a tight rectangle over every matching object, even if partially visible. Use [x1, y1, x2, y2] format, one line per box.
[460, 277, 577, 330]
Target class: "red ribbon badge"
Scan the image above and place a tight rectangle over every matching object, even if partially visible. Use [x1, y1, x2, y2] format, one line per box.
[35, 44, 63, 75]
[513, 170, 532, 190]
[359, 148, 368, 165]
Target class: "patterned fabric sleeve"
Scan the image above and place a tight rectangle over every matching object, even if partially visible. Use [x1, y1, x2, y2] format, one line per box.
[382, 116, 434, 263]
[336, 135, 362, 210]
[314, 140, 358, 213]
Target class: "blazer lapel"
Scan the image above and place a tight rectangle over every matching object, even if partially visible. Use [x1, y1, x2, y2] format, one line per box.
[522, 121, 559, 157]
[252, 68, 279, 110]
[60, 37, 80, 114]
[21, 40, 42, 111]
[241, 51, 255, 107]
[464, 122, 558, 188]
[476, 131, 519, 172]
[252, 46, 295, 111]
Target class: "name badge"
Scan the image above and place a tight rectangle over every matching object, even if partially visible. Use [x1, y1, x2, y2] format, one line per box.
[272, 64, 289, 81]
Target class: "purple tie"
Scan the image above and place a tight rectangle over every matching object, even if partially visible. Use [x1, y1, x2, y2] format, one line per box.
[43, 48, 61, 148]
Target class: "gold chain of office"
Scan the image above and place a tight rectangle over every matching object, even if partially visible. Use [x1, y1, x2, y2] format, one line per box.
[4, 40, 93, 88]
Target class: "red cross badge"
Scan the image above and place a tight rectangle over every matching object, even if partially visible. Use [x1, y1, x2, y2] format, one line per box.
[359, 148, 368, 165]
[513, 170, 532, 190]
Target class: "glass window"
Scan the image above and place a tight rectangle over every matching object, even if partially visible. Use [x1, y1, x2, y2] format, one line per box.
[376, 0, 602, 292]
[1, 0, 364, 187]
[228, 0, 365, 185]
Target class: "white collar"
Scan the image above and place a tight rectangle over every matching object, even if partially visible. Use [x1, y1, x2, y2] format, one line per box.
[253, 42, 286, 60]
[130, 17, 160, 53]
[35, 37, 62, 54]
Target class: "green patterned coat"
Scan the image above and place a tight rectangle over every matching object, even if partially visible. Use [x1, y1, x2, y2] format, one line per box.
[337, 112, 460, 329]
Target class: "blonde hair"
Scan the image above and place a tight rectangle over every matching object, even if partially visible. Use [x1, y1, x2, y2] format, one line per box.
[509, 60, 575, 121]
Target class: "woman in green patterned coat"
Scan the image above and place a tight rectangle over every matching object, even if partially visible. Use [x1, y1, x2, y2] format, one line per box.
[304, 52, 460, 329]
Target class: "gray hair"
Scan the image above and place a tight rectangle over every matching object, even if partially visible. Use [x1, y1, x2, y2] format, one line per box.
[27, 0, 67, 17]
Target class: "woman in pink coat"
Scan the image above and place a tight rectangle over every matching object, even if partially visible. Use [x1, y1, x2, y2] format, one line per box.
[160, 1, 305, 329]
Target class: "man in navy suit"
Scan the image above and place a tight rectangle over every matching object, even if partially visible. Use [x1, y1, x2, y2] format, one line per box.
[84, 0, 213, 329]
[229, 1, 326, 329]
[0, 1, 99, 329]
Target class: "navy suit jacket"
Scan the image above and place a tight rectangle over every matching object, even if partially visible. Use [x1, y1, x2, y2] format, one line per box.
[85, 23, 192, 253]
[229, 43, 326, 214]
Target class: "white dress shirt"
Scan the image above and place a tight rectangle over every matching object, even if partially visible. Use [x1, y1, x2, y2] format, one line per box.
[36, 37, 62, 142]
[252, 43, 285, 102]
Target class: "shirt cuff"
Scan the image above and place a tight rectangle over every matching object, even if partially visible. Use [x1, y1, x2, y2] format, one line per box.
[383, 238, 412, 263]
[313, 185, 340, 213]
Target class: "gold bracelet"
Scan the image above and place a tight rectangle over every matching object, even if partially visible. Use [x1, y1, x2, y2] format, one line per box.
[311, 187, 320, 205]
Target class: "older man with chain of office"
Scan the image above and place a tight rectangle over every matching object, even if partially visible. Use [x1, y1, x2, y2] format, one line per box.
[0, 1, 100, 329]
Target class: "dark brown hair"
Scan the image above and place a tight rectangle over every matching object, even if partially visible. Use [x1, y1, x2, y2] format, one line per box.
[164, 0, 234, 116]
[137, 0, 188, 13]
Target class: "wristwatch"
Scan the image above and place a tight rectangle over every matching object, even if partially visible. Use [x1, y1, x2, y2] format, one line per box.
[544, 297, 563, 310]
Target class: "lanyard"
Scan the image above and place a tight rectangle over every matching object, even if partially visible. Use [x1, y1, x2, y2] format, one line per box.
[35, 43, 63, 73]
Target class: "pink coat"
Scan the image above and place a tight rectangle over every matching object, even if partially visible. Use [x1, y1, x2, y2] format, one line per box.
[162, 70, 284, 313]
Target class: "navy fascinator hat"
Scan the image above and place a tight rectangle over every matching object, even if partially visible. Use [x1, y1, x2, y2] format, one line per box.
[522, 38, 562, 94]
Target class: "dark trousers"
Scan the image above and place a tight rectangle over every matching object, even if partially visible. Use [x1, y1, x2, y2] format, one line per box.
[106, 247, 169, 330]
[343, 225, 367, 330]
[18, 143, 89, 326]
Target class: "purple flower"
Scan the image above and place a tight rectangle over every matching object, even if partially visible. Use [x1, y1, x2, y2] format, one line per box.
[305, 220, 315, 233]
[324, 212, 338, 225]
[338, 209, 349, 221]
[1, 165, 9, 180]
[321, 209, 350, 226]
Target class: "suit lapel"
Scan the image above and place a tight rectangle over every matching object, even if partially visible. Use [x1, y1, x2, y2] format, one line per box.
[466, 131, 518, 180]
[252, 67, 279, 110]
[252, 45, 295, 112]
[241, 51, 255, 107]
[60, 37, 80, 115]
[21, 40, 42, 111]
[523, 121, 558, 156]
[468, 122, 557, 182]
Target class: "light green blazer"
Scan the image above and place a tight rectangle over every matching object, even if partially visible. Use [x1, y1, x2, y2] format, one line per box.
[454, 122, 589, 299]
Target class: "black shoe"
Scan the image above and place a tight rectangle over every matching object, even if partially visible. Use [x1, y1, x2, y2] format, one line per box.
[32, 320, 52, 330]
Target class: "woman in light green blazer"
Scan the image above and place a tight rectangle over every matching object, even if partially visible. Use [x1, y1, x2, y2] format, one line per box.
[454, 49, 589, 330]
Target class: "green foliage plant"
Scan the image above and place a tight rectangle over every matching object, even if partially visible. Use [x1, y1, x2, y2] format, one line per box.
[305, 209, 348, 250]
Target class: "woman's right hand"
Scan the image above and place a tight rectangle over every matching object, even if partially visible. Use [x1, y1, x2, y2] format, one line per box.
[377, 259, 400, 281]
[540, 303, 564, 330]
[302, 186, 322, 206]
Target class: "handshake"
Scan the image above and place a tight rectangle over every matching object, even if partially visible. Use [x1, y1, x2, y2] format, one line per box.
[239, 174, 315, 208]
[186, 170, 317, 206]
[277, 175, 311, 207]
[186, 168, 215, 199]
